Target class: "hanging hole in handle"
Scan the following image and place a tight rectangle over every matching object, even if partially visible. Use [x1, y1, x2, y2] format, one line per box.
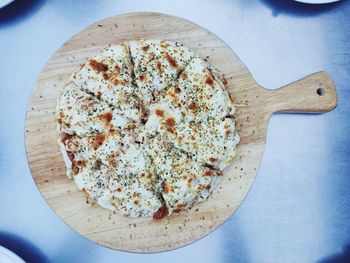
[316, 88, 325, 96]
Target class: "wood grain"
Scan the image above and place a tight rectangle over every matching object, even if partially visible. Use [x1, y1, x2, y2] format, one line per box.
[25, 12, 338, 253]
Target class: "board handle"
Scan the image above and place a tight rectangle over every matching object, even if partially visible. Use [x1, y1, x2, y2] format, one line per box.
[265, 71, 338, 113]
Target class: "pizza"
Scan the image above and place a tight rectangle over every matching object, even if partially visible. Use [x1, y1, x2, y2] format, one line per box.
[56, 39, 239, 219]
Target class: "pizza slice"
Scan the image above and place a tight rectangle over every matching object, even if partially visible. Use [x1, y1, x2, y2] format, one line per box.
[106, 162, 163, 217]
[93, 139, 163, 217]
[59, 131, 163, 217]
[154, 56, 239, 170]
[71, 43, 139, 108]
[56, 83, 140, 136]
[163, 56, 235, 122]
[146, 136, 219, 215]
[168, 117, 239, 171]
[129, 39, 194, 102]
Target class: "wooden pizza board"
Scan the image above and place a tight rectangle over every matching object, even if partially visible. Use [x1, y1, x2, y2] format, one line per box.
[25, 12, 337, 253]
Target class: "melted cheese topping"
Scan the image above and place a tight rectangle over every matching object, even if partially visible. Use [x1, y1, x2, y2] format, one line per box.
[56, 40, 239, 218]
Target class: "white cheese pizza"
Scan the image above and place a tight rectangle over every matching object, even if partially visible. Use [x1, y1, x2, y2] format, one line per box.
[56, 39, 239, 219]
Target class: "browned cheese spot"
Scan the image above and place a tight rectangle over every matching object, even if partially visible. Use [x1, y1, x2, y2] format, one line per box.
[166, 54, 178, 68]
[72, 165, 79, 175]
[108, 156, 117, 168]
[174, 85, 181, 94]
[187, 178, 193, 186]
[61, 132, 73, 143]
[205, 76, 214, 86]
[163, 182, 169, 193]
[155, 109, 164, 117]
[173, 207, 182, 213]
[90, 60, 108, 72]
[109, 129, 118, 136]
[204, 170, 212, 176]
[94, 160, 101, 170]
[156, 61, 162, 74]
[92, 134, 106, 150]
[165, 117, 175, 127]
[124, 123, 136, 131]
[222, 76, 228, 86]
[57, 111, 65, 125]
[188, 102, 197, 111]
[114, 65, 120, 74]
[142, 45, 149, 52]
[98, 112, 113, 125]
[140, 74, 147, 83]
[153, 205, 169, 220]
[180, 72, 188, 79]
[209, 157, 217, 163]
[66, 151, 75, 163]
[167, 127, 174, 133]
[103, 73, 109, 80]
[75, 160, 87, 168]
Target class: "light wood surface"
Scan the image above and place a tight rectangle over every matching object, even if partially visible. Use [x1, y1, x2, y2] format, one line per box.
[25, 12, 338, 253]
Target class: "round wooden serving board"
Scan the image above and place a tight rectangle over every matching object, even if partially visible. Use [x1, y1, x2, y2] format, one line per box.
[25, 12, 338, 253]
